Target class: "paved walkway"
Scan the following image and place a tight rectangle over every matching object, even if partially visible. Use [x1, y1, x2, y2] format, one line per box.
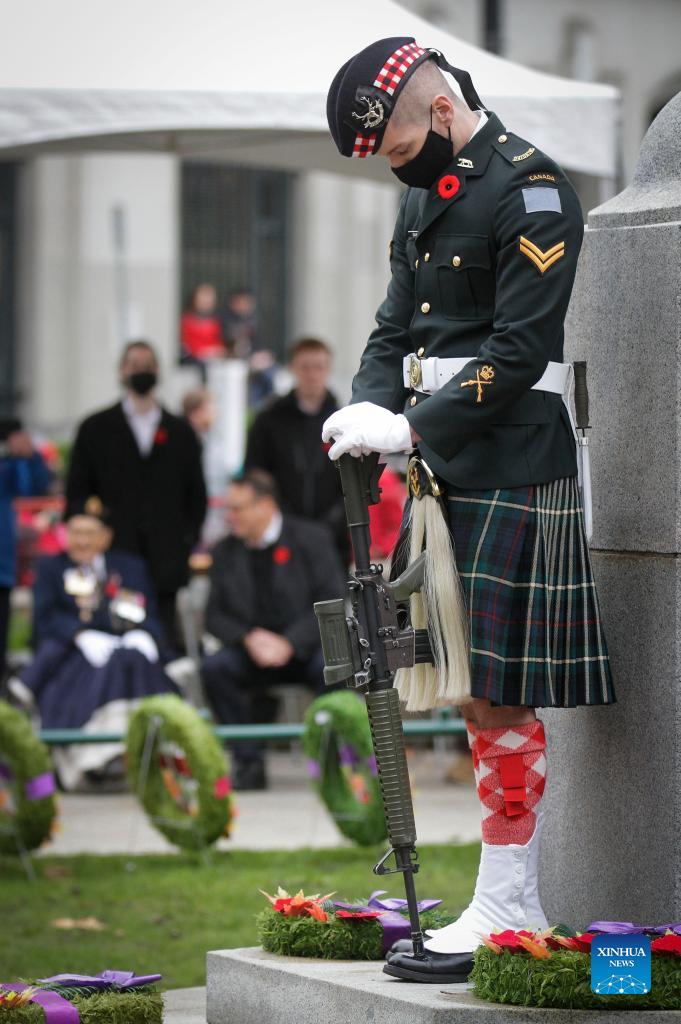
[164, 987, 206, 1024]
[41, 749, 481, 855]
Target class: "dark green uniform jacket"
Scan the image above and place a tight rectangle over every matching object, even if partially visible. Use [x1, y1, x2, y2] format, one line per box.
[351, 110, 582, 488]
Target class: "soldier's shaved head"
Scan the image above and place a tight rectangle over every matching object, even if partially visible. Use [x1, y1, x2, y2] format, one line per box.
[378, 59, 480, 168]
[391, 59, 465, 127]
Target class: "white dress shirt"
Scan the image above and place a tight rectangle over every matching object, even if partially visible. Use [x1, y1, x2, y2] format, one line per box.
[468, 109, 488, 142]
[248, 510, 283, 550]
[122, 395, 162, 457]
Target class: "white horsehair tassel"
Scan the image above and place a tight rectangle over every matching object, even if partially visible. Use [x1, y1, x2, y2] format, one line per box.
[395, 493, 471, 711]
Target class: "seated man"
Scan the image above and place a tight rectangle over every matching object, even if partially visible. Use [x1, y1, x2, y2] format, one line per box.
[16, 497, 177, 790]
[202, 469, 345, 790]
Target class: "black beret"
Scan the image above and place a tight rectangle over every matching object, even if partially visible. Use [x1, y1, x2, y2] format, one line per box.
[327, 37, 485, 159]
[326, 37, 432, 158]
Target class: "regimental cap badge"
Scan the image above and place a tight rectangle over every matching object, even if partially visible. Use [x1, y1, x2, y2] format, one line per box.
[85, 495, 103, 517]
[66, 493, 113, 527]
[346, 86, 392, 135]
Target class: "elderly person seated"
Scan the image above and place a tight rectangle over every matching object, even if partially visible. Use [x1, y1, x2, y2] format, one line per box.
[16, 497, 177, 789]
[202, 469, 345, 790]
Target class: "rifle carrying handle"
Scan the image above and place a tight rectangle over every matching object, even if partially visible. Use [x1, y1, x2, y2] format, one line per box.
[573, 361, 590, 431]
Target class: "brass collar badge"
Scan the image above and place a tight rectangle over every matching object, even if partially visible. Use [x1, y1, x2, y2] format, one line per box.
[460, 364, 495, 403]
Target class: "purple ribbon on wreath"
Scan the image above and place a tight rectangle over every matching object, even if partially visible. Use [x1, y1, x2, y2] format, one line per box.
[587, 920, 681, 937]
[1, 970, 162, 1023]
[0, 760, 56, 800]
[306, 747, 378, 781]
[334, 890, 442, 955]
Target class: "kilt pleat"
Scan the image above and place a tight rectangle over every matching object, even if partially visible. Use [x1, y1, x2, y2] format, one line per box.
[445, 474, 616, 708]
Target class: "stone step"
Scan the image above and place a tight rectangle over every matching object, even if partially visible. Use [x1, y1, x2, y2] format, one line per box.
[206, 947, 681, 1024]
[163, 986, 206, 1023]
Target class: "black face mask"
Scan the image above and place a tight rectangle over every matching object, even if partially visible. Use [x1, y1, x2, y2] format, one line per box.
[391, 115, 454, 190]
[126, 371, 157, 396]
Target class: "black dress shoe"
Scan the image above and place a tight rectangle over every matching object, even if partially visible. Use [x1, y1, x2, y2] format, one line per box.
[383, 949, 474, 983]
[386, 938, 416, 959]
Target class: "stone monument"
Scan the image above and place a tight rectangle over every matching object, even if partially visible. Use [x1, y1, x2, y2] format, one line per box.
[540, 91, 681, 927]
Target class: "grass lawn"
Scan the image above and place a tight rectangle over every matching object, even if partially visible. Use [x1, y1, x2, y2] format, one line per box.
[0, 842, 480, 990]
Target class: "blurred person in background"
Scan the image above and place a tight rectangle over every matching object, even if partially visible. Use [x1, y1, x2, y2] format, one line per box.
[0, 418, 50, 685]
[13, 498, 177, 790]
[368, 461, 405, 563]
[182, 386, 224, 547]
[245, 337, 349, 566]
[220, 287, 258, 359]
[65, 340, 207, 652]
[221, 287, 277, 407]
[182, 387, 217, 442]
[180, 282, 226, 376]
[201, 469, 345, 790]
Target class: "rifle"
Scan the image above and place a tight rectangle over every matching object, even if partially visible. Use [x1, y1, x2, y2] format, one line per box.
[314, 452, 433, 958]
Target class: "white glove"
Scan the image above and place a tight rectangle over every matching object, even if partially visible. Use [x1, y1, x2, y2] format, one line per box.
[75, 629, 121, 668]
[322, 402, 414, 460]
[121, 629, 159, 663]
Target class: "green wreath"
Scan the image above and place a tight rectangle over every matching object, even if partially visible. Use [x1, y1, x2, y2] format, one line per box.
[126, 694, 233, 851]
[258, 905, 453, 960]
[0, 699, 57, 856]
[1, 983, 162, 1023]
[302, 690, 387, 847]
[472, 947, 681, 1011]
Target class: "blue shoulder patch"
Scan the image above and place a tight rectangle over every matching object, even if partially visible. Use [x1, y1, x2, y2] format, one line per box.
[522, 186, 562, 214]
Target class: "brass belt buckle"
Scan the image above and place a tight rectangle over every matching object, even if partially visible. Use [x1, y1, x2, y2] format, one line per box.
[408, 353, 422, 390]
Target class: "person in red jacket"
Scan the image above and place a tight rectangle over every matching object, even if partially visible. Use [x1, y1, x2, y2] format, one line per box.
[180, 283, 225, 362]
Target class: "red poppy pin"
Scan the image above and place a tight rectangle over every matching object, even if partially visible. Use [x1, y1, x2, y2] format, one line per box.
[154, 427, 169, 445]
[273, 545, 291, 565]
[437, 174, 460, 200]
[104, 574, 121, 598]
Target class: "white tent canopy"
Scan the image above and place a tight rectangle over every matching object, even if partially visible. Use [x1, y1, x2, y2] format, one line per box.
[0, 0, 619, 178]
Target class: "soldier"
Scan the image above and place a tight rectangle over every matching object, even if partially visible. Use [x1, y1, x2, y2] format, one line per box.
[323, 38, 616, 983]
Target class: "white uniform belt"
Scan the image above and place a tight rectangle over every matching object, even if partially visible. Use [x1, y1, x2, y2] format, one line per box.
[401, 353, 593, 542]
[402, 354, 570, 397]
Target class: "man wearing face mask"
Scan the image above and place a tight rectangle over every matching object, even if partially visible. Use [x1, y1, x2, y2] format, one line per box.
[66, 340, 207, 650]
[322, 39, 616, 984]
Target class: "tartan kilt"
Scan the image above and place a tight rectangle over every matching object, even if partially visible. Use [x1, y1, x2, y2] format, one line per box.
[444, 474, 616, 708]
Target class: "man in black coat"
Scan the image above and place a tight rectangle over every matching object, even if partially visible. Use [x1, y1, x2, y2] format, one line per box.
[65, 340, 207, 650]
[244, 337, 349, 565]
[202, 469, 345, 790]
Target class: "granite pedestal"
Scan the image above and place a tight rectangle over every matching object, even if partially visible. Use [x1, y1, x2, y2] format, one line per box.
[539, 92, 681, 926]
[206, 948, 681, 1023]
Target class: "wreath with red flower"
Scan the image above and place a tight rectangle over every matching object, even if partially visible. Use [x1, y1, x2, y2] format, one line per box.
[126, 695, 233, 851]
[437, 174, 460, 200]
[256, 886, 452, 960]
[473, 925, 681, 1010]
